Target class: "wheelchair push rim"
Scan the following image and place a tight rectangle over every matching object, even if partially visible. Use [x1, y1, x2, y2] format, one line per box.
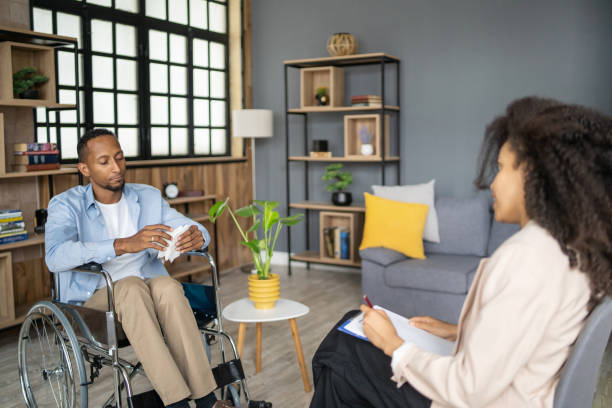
[18, 301, 88, 408]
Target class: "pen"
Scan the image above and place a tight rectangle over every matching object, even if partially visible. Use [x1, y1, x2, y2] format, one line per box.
[363, 295, 373, 308]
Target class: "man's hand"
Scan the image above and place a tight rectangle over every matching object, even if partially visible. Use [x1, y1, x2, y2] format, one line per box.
[114, 224, 172, 256]
[176, 225, 205, 253]
[409, 316, 458, 341]
[360, 305, 404, 357]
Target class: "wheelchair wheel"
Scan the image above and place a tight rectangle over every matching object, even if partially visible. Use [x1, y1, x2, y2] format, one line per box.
[18, 301, 88, 408]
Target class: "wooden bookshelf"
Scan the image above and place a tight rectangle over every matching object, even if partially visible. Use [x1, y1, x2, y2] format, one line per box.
[289, 156, 400, 162]
[290, 251, 361, 268]
[288, 105, 399, 113]
[284, 52, 400, 67]
[0, 233, 44, 250]
[186, 214, 210, 223]
[166, 194, 216, 205]
[289, 201, 365, 212]
[0, 167, 78, 178]
[0, 100, 75, 108]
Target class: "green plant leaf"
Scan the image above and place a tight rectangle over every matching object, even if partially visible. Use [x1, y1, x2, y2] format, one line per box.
[280, 213, 304, 226]
[241, 239, 262, 253]
[246, 220, 261, 234]
[264, 210, 280, 230]
[208, 198, 228, 223]
[236, 204, 259, 217]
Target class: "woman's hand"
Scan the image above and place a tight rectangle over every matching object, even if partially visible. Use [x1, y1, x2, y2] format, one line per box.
[409, 316, 458, 341]
[360, 305, 404, 357]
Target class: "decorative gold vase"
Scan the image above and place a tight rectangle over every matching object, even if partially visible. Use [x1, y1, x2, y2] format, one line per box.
[327, 33, 358, 56]
[248, 273, 280, 309]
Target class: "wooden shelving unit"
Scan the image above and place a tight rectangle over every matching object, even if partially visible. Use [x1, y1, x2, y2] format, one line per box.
[0, 26, 80, 330]
[289, 201, 365, 212]
[166, 194, 216, 205]
[0, 167, 78, 178]
[290, 251, 361, 268]
[0, 234, 45, 250]
[284, 53, 401, 273]
[288, 156, 399, 162]
[288, 105, 399, 113]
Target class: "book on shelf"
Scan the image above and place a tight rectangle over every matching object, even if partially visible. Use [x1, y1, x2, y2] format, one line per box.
[351, 95, 383, 108]
[0, 221, 25, 233]
[0, 231, 28, 245]
[25, 163, 61, 171]
[0, 229, 27, 238]
[323, 227, 334, 258]
[0, 209, 22, 219]
[13, 143, 60, 172]
[340, 230, 350, 260]
[0, 213, 23, 224]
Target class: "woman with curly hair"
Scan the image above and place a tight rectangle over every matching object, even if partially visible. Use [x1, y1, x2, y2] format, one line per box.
[309, 96, 612, 408]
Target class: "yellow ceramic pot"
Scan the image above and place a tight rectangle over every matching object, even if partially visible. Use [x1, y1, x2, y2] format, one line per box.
[248, 273, 280, 309]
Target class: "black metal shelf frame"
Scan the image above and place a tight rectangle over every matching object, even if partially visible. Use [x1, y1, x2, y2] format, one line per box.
[284, 55, 401, 275]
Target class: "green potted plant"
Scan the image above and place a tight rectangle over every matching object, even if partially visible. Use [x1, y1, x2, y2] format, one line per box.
[315, 86, 328, 106]
[209, 198, 303, 309]
[13, 67, 48, 99]
[322, 163, 353, 206]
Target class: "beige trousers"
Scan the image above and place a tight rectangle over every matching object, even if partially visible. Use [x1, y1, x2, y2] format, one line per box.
[84, 275, 217, 405]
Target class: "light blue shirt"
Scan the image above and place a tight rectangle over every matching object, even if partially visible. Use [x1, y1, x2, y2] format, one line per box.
[45, 183, 210, 304]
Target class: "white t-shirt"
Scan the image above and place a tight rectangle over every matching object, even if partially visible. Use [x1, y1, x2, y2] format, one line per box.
[95, 195, 147, 287]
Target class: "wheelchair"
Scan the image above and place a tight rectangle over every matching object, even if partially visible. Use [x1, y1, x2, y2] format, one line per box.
[17, 249, 272, 408]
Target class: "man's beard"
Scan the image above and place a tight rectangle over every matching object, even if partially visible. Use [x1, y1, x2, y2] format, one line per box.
[103, 180, 125, 192]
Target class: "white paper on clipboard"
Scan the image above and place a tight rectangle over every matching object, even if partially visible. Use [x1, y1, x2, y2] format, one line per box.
[338, 306, 454, 356]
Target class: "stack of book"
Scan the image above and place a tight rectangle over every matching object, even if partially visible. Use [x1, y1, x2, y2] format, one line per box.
[0, 209, 28, 245]
[323, 227, 350, 260]
[350, 95, 382, 107]
[13, 142, 60, 172]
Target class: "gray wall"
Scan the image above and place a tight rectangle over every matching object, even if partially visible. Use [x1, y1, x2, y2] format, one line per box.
[250, 0, 612, 252]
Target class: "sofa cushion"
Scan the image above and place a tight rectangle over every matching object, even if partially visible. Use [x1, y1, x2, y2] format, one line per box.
[372, 179, 440, 243]
[384, 254, 482, 294]
[487, 219, 521, 256]
[423, 195, 491, 257]
[359, 193, 429, 259]
[359, 247, 408, 267]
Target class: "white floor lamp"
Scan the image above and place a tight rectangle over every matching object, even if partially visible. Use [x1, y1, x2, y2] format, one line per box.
[232, 109, 274, 200]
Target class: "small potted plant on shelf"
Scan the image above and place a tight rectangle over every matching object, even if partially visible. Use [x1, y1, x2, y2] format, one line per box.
[359, 124, 374, 156]
[13, 67, 48, 99]
[322, 163, 353, 206]
[209, 198, 303, 309]
[315, 87, 328, 106]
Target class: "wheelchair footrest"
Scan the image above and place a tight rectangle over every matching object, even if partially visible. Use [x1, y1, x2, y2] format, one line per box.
[128, 389, 165, 408]
[248, 401, 273, 408]
[213, 359, 245, 388]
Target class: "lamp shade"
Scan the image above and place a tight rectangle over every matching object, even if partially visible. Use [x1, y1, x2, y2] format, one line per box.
[232, 109, 273, 138]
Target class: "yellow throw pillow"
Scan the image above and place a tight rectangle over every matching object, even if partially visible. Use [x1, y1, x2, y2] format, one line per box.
[359, 192, 429, 259]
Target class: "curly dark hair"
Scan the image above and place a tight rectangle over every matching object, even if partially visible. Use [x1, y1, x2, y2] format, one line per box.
[474, 96, 612, 309]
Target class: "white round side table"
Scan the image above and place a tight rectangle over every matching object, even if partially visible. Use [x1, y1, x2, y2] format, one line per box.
[222, 298, 311, 392]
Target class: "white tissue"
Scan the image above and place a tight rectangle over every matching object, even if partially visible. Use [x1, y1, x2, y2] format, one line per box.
[157, 224, 190, 263]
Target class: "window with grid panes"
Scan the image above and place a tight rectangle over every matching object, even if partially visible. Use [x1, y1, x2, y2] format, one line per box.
[31, 0, 230, 161]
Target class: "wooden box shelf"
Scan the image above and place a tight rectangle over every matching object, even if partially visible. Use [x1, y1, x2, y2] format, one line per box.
[300, 66, 344, 108]
[319, 211, 363, 263]
[0, 41, 57, 104]
[0, 252, 14, 325]
[344, 114, 390, 159]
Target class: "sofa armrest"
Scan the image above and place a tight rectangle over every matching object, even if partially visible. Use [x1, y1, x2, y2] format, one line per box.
[359, 247, 407, 267]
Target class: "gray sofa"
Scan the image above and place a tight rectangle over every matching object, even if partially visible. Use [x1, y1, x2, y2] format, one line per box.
[360, 195, 520, 324]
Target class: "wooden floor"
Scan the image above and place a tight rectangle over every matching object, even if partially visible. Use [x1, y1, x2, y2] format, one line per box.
[0, 264, 610, 407]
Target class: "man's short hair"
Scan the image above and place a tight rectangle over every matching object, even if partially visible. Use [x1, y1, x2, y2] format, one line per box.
[77, 128, 116, 163]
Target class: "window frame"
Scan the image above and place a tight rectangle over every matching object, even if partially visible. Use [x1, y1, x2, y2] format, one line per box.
[30, 0, 231, 162]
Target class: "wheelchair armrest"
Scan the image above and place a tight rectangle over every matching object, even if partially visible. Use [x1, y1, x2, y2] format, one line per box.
[182, 247, 209, 257]
[74, 262, 103, 272]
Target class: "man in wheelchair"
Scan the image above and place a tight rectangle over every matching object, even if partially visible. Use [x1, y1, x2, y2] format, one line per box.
[45, 128, 233, 408]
